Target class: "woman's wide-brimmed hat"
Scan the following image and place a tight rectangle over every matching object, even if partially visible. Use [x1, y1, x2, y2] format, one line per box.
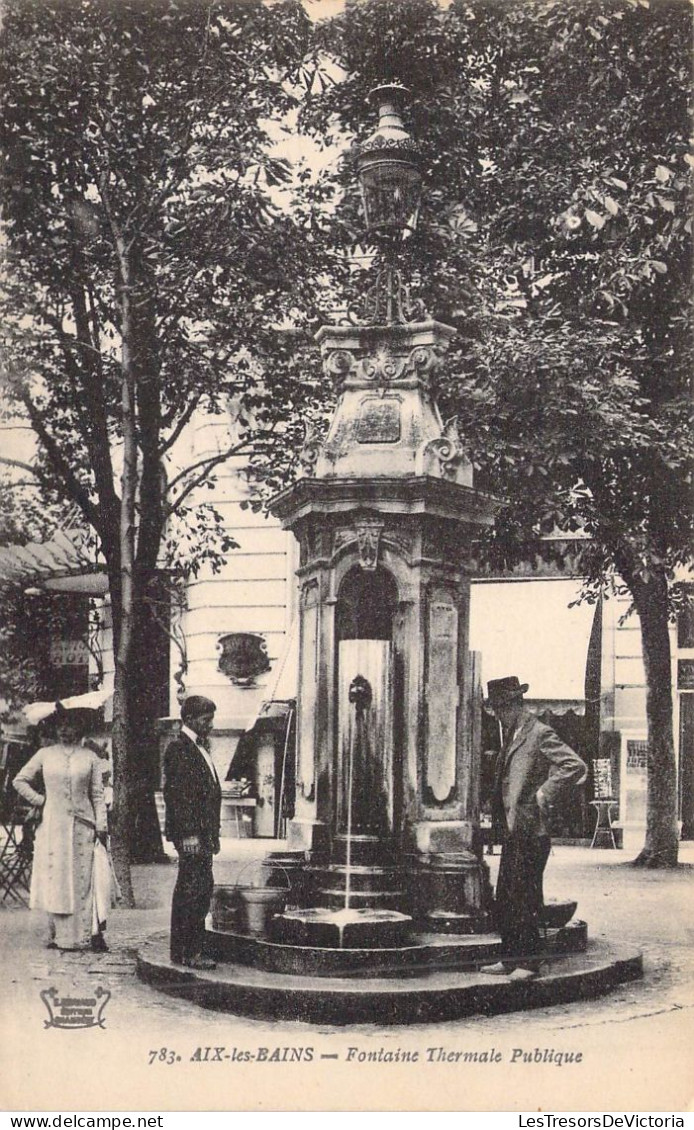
[53, 702, 101, 733]
[23, 688, 112, 728]
[484, 676, 529, 708]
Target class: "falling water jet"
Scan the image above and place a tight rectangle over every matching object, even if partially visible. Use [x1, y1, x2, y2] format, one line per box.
[271, 671, 413, 951]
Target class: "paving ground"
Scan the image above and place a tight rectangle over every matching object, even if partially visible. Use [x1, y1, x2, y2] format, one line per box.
[1, 832, 693, 1113]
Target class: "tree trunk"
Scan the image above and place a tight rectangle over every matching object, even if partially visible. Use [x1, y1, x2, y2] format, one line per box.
[629, 571, 679, 867]
[127, 571, 168, 863]
[108, 235, 139, 906]
[127, 246, 167, 864]
[110, 656, 135, 906]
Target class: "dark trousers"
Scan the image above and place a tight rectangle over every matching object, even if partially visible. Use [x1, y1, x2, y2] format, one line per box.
[494, 832, 551, 968]
[170, 851, 214, 963]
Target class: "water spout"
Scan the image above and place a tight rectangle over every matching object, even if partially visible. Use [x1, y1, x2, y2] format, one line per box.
[345, 675, 373, 922]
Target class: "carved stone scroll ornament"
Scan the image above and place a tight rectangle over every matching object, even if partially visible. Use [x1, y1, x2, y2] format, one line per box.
[324, 348, 357, 384]
[354, 516, 385, 571]
[359, 345, 407, 392]
[421, 416, 469, 480]
[357, 342, 442, 394]
[407, 344, 441, 379]
[298, 424, 322, 476]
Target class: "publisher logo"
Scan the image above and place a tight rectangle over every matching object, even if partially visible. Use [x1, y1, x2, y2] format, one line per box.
[40, 986, 111, 1029]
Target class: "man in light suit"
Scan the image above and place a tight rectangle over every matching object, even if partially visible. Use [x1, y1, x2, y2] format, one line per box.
[481, 677, 587, 981]
[163, 695, 221, 969]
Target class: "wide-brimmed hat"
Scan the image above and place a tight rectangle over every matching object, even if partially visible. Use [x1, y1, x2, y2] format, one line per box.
[54, 702, 101, 733]
[485, 676, 529, 708]
[23, 687, 112, 728]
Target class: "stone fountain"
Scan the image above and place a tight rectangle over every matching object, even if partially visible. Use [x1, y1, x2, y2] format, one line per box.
[137, 86, 642, 1023]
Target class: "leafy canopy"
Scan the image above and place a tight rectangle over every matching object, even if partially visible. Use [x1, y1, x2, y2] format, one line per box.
[296, 0, 693, 593]
[1, 0, 331, 573]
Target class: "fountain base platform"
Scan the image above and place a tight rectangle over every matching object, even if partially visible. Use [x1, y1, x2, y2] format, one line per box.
[137, 925, 642, 1025]
[204, 917, 586, 976]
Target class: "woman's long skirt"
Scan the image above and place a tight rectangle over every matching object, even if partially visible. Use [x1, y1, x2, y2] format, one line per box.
[33, 819, 94, 950]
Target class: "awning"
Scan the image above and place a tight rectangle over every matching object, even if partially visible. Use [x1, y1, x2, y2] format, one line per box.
[0, 530, 106, 594]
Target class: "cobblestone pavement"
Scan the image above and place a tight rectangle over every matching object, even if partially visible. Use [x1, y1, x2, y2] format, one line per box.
[1, 836, 693, 1113]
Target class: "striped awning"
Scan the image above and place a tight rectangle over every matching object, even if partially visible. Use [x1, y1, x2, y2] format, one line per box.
[0, 530, 107, 593]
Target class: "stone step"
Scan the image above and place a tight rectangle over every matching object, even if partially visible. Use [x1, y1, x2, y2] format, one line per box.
[137, 931, 643, 1025]
[319, 889, 403, 910]
[331, 835, 395, 867]
[311, 865, 402, 893]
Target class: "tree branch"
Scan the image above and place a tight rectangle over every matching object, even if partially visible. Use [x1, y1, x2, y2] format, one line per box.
[165, 434, 262, 517]
[23, 312, 107, 359]
[159, 393, 202, 455]
[39, 294, 121, 527]
[121, 2, 216, 244]
[0, 456, 42, 479]
[18, 393, 102, 534]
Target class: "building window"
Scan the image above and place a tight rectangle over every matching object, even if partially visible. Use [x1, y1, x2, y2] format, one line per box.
[677, 588, 694, 649]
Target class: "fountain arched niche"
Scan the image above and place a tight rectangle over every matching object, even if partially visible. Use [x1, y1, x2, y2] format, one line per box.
[334, 563, 400, 844]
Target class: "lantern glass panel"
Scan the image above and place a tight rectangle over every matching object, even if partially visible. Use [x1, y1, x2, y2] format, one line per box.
[360, 160, 422, 236]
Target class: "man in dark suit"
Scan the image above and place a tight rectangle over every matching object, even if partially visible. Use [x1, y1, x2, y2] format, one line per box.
[481, 676, 587, 981]
[163, 695, 221, 969]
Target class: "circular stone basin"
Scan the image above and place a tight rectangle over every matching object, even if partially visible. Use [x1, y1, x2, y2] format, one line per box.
[272, 906, 412, 949]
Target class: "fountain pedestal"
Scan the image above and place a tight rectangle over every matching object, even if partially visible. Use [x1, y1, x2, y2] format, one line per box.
[409, 850, 492, 934]
[270, 319, 500, 929]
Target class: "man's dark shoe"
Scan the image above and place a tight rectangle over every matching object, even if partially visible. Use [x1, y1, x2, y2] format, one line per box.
[182, 955, 216, 970]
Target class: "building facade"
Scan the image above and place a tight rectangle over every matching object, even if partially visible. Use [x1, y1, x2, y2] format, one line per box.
[4, 406, 693, 843]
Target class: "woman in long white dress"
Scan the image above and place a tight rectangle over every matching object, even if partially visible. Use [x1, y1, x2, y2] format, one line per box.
[14, 704, 108, 951]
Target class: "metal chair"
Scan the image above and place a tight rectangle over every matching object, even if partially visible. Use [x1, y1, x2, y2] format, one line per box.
[590, 758, 618, 849]
[0, 805, 35, 906]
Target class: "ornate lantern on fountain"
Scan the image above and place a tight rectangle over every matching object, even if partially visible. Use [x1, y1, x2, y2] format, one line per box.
[356, 83, 422, 242]
[355, 84, 426, 326]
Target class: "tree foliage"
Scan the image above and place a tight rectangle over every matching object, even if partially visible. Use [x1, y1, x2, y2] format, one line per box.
[0, 0, 327, 891]
[2, 0, 690, 876]
[298, 0, 693, 865]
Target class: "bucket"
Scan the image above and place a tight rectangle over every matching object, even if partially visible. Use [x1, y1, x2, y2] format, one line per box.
[210, 885, 242, 932]
[261, 854, 311, 908]
[238, 887, 288, 938]
[234, 859, 290, 939]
